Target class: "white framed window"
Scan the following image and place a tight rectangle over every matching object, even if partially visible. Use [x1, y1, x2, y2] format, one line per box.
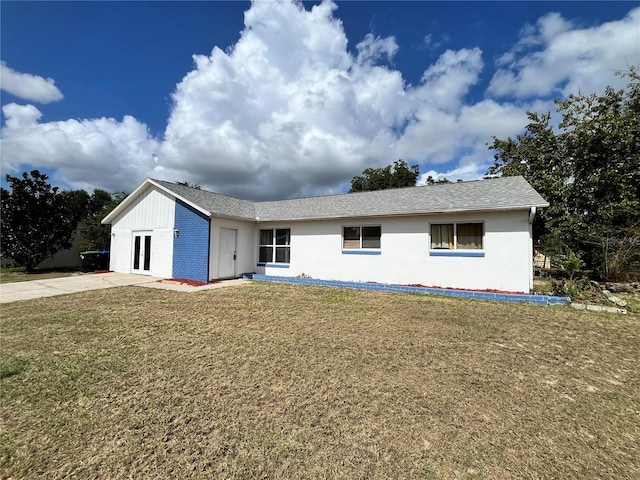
[430, 222, 483, 250]
[259, 228, 290, 263]
[342, 225, 381, 249]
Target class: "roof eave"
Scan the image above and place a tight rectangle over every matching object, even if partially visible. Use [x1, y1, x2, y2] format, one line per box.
[211, 213, 257, 222]
[256, 203, 550, 223]
[101, 178, 212, 224]
[148, 179, 212, 218]
[102, 178, 153, 224]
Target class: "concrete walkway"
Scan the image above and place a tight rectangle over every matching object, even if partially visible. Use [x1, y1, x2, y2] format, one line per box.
[0, 272, 249, 304]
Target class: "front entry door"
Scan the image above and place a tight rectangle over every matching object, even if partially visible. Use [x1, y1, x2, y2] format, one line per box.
[132, 232, 152, 274]
[218, 228, 237, 278]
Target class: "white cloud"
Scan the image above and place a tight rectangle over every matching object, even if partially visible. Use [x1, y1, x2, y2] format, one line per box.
[159, 1, 494, 199]
[356, 33, 398, 66]
[1, 1, 636, 199]
[2, 103, 42, 129]
[416, 47, 484, 112]
[1, 110, 160, 193]
[418, 162, 483, 184]
[160, 0, 408, 199]
[0, 62, 64, 104]
[488, 7, 640, 98]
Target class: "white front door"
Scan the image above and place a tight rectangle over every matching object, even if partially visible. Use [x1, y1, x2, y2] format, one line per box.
[218, 228, 237, 278]
[132, 231, 152, 274]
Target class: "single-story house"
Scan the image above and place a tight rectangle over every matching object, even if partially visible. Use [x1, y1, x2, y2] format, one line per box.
[102, 176, 548, 293]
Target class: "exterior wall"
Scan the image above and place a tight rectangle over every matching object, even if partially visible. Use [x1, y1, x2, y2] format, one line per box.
[209, 218, 257, 280]
[173, 200, 210, 283]
[256, 210, 533, 293]
[108, 187, 175, 278]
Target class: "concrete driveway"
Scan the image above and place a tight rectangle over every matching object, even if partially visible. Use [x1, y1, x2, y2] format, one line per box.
[0, 272, 249, 304]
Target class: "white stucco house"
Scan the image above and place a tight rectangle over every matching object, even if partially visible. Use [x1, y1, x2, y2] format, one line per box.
[102, 176, 548, 293]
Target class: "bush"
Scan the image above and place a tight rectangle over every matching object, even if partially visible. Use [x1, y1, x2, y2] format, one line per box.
[551, 277, 592, 298]
[561, 253, 585, 280]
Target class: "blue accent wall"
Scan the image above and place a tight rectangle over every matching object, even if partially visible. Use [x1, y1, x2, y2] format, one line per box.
[173, 200, 209, 283]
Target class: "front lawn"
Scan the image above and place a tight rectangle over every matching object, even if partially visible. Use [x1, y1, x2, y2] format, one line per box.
[1, 283, 638, 479]
[0, 267, 79, 284]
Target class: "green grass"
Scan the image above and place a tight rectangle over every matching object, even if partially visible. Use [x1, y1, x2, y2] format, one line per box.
[0, 266, 79, 284]
[1, 282, 639, 479]
[0, 357, 29, 380]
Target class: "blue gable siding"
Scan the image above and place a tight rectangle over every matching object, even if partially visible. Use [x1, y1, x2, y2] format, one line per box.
[173, 199, 209, 283]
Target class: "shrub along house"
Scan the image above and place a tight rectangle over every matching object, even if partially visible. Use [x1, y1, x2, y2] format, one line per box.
[101, 176, 548, 293]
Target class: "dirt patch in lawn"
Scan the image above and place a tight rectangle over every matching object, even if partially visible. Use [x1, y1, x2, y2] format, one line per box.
[1, 283, 639, 479]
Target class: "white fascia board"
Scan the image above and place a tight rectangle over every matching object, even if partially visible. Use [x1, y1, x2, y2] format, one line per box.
[101, 178, 211, 224]
[101, 178, 154, 224]
[146, 179, 211, 218]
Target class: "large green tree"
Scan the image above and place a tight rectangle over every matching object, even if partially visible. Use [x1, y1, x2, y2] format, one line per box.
[1, 170, 86, 271]
[79, 191, 127, 251]
[349, 159, 420, 192]
[487, 69, 640, 280]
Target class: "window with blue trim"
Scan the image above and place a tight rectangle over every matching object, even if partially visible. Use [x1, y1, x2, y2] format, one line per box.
[430, 222, 483, 250]
[259, 228, 290, 263]
[343, 225, 381, 250]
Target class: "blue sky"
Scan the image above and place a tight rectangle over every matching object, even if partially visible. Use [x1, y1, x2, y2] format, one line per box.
[1, 1, 639, 200]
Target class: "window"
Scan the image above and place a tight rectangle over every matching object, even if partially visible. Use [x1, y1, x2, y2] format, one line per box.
[430, 224, 454, 249]
[457, 223, 483, 249]
[259, 228, 290, 263]
[430, 223, 483, 250]
[343, 225, 381, 249]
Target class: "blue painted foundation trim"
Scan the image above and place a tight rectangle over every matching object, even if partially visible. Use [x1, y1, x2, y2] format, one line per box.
[342, 250, 381, 255]
[429, 250, 485, 257]
[250, 274, 570, 306]
[257, 263, 290, 269]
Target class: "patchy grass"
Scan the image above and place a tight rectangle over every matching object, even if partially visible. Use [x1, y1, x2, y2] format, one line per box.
[0, 267, 79, 284]
[532, 276, 554, 294]
[1, 282, 639, 479]
[533, 276, 640, 312]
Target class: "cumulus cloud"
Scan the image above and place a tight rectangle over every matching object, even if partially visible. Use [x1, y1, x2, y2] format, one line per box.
[0, 61, 64, 104]
[2, 108, 160, 193]
[2, 103, 43, 129]
[1, 1, 637, 199]
[159, 0, 494, 199]
[356, 34, 399, 65]
[488, 7, 640, 98]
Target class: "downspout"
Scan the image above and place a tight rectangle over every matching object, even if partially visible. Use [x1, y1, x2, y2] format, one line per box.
[528, 207, 536, 291]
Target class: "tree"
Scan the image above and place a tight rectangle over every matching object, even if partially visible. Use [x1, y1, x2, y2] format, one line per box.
[487, 69, 640, 280]
[1, 170, 86, 271]
[176, 181, 201, 189]
[79, 191, 127, 251]
[424, 176, 453, 185]
[87, 189, 113, 216]
[61, 189, 91, 229]
[349, 159, 419, 192]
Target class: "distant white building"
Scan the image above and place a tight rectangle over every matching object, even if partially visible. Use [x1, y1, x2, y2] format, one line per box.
[102, 176, 548, 293]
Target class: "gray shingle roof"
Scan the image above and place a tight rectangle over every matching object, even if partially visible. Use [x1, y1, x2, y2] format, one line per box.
[150, 176, 547, 223]
[254, 176, 548, 221]
[154, 180, 256, 220]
